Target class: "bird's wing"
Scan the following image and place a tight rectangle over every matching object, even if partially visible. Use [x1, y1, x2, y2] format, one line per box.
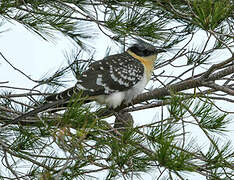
[46, 52, 145, 101]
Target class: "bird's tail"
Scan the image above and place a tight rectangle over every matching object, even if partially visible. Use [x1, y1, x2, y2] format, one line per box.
[45, 87, 92, 112]
[1, 87, 90, 127]
[1, 99, 66, 127]
[46, 87, 79, 102]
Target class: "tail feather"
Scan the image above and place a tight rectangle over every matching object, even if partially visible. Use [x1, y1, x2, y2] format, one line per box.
[45, 86, 93, 112]
[46, 86, 79, 102]
[1, 87, 92, 127]
[1, 99, 66, 127]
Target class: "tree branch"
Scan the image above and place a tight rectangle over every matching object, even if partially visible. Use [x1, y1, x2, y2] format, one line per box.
[118, 59, 234, 111]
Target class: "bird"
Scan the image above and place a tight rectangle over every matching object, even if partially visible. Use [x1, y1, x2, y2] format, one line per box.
[46, 41, 165, 108]
[2, 40, 165, 126]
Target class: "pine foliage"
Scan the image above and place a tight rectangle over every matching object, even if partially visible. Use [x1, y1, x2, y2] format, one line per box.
[0, 0, 233, 179]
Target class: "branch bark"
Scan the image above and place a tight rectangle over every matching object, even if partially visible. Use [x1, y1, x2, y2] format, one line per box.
[117, 57, 234, 111]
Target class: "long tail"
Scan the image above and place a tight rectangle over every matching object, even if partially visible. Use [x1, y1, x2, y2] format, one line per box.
[1, 99, 67, 127]
[46, 87, 78, 102]
[45, 87, 91, 112]
[1, 86, 92, 127]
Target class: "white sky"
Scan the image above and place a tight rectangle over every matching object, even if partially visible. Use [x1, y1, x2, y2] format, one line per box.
[0, 21, 233, 180]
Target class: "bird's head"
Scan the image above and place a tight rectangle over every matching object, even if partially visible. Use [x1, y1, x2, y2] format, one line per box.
[127, 40, 166, 57]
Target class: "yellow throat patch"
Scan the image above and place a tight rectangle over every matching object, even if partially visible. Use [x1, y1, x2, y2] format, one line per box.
[127, 50, 157, 81]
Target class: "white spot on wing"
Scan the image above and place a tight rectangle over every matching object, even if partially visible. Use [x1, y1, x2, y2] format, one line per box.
[95, 74, 114, 94]
[76, 84, 87, 90]
[117, 78, 129, 87]
[111, 73, 118, 82]
[96, 74, 103, 86]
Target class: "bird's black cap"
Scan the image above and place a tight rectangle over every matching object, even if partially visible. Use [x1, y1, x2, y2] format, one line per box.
[128, 39, 166, 57]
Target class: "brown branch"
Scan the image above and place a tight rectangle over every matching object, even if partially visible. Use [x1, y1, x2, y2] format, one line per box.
[117, 62, 234, 111]
[201, 55, 234, 79]
[201, 82, 234, 96]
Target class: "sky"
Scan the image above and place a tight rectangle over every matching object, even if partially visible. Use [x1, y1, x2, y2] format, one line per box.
[0, 21, 233, 180]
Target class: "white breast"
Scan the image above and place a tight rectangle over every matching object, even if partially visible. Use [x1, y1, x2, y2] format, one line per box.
[124, 71, 147, 103]
[95, 72, 148, 108]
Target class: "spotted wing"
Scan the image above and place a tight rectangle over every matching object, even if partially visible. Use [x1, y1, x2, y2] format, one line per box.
[46, 52, 144, 101]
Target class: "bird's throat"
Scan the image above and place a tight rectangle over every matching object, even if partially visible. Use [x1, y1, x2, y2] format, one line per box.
[127, 50, 156, 81]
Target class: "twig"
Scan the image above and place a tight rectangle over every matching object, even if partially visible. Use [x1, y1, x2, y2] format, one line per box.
[0, 81, 9, 84]
[201, 82, 234, 96]
[0, 52, 39, 83]
[208, 30, 233, 55]
[0, 140, 55, 171]
[201, 55, 234, 79]
[3, 150, 20, 180]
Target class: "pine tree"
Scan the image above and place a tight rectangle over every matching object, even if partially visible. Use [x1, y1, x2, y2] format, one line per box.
[0, 0, 233, 179]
